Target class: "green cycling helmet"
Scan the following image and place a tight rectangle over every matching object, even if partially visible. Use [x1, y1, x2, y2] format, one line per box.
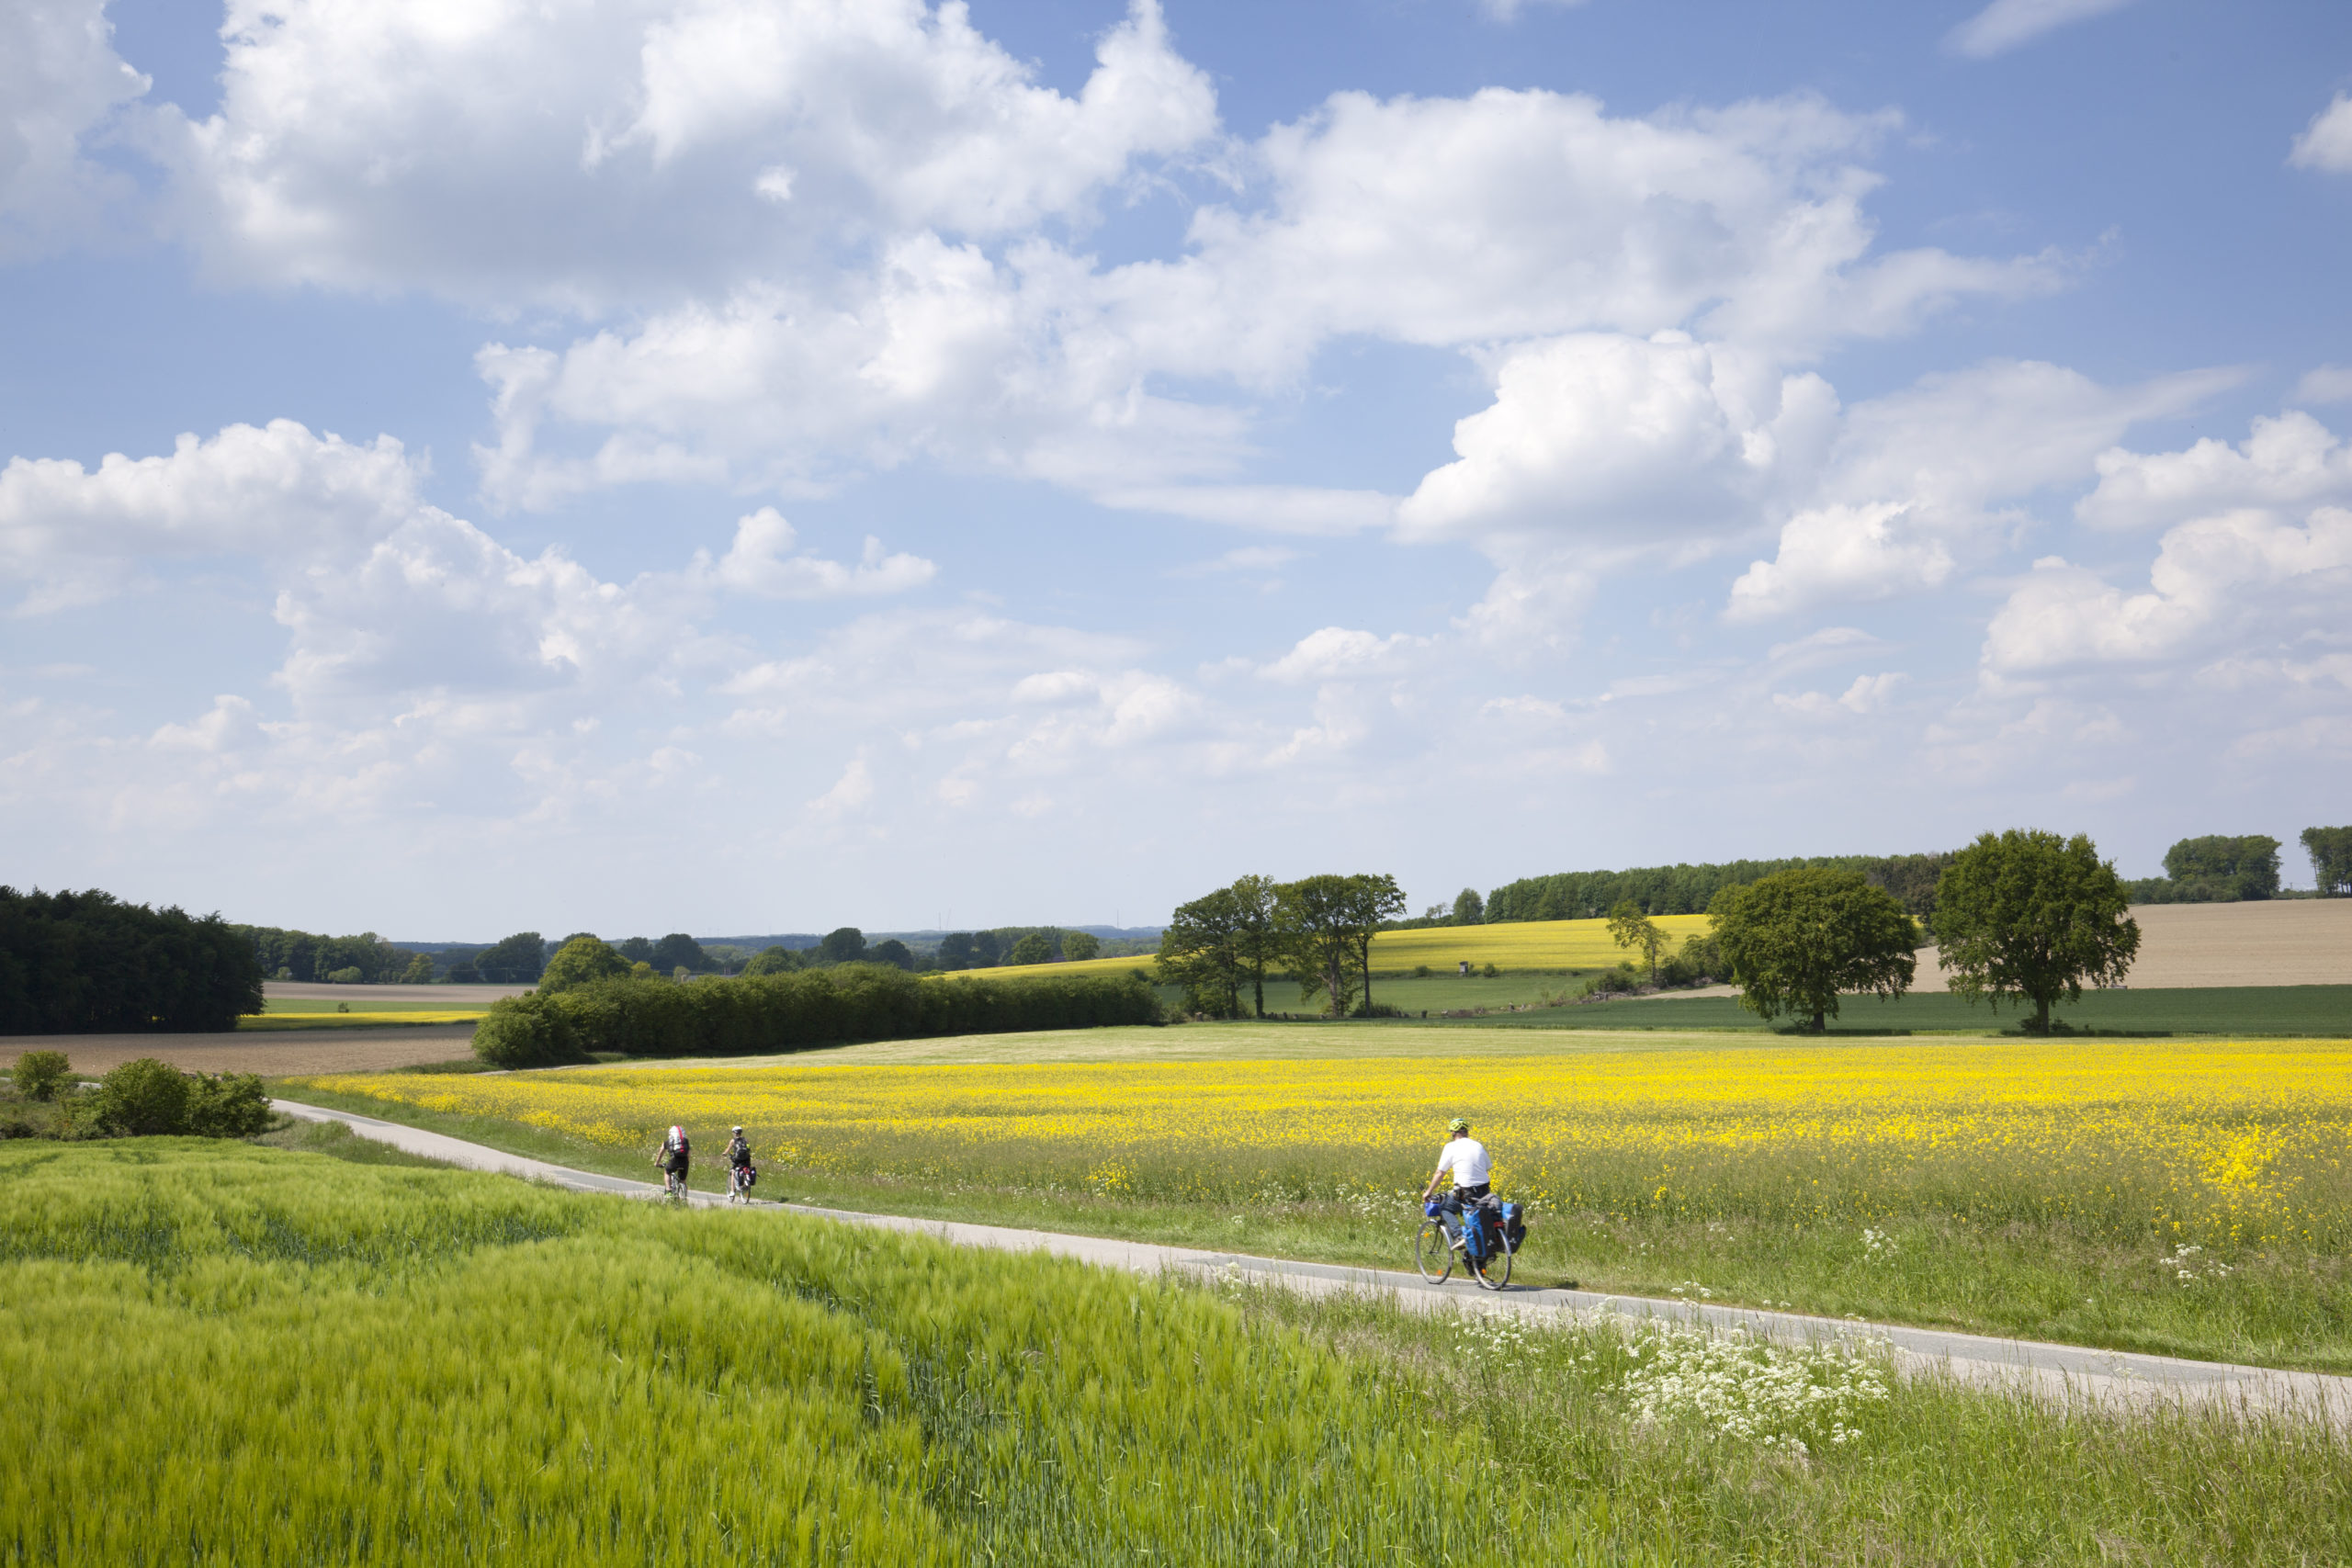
[1447, 1117, 1470, 1133]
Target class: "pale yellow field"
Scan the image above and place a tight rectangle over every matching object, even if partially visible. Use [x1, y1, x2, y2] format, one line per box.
[952, 913, 1714, 980]
[296, 1033, 2352, 1246]
[241, 1010, 490, 1030]
[958, 954, 1160, 980]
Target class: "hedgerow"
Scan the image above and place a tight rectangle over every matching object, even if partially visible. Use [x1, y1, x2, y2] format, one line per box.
[475, 963, 1159, 1067]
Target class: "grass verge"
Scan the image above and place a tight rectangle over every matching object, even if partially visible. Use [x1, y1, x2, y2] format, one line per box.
[4, 1140, 2344, 1565]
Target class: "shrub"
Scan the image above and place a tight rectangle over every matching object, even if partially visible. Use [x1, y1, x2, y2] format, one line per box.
[741, 945, 800, 977]
[1479, 962, 1500, 978]
[473, 994, 590, 1069]
[93, 1058, 191, 1135]
[325, 966, 365, 984]
[185, 1072, 273, 1138]
[12, 1050, 71, 1101]
[477, 965, 1161, 1065]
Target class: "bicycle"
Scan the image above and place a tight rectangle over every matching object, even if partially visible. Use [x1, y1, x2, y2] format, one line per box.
[1414, 1198, 1513, 1290]
[662, 1167, 691, 1202]
[728, 1163, 756, 1203]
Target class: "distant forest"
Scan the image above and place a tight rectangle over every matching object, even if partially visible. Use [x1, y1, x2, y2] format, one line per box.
[4, 887, 263, 1033]
[1475, 854, 1952, 926]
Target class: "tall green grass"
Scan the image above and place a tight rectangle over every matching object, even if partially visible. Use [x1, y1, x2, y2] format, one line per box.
[0, 1141, 1505, 1565]
[4, 1142, 2345, 1565]
[1220, 1278, 2352, 1565]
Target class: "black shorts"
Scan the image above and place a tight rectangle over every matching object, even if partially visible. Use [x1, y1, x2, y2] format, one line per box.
[1442, 1182, 1490, 1213]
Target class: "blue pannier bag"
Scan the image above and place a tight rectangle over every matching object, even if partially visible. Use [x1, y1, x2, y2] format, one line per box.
[1500, 1201, 1525, 1250]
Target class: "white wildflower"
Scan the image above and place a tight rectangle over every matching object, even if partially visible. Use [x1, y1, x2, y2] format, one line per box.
[1617, 1323, 1890, 1453]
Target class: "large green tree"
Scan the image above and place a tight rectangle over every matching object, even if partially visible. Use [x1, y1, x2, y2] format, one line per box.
[537, 936, 633, 994]
[1005, 931, 1054, 966]
[1155, 888, 1247, 1015]
[652, 932, 717, 973]
[741, 944, 801, 977]
[1933, 829, 2140, 1032]
[1228, 874, 1282, 1018]
[1061, 931, 1101, 961]
[2162, 834, 2281, 901]
[2302, 826, 2352, 897]
[1275, 874, 1368, 1018]
[1451, 887, 1485, 926]
[1708, 868, 1919, 1032]
[475, 931, 548, 985]
[1346, 874, 1407, 1014]
[1604, 899, 1670, 985]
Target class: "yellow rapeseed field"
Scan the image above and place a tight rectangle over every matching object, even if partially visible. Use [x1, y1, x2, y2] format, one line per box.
[244, 1010, 490, 1029]
[300, 1035, 2352, 1247]
[1366, 913, 1714, 971]
[944, 914, 1713, 979]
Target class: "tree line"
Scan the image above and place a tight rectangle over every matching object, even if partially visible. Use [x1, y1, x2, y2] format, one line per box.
[2124, 830, 2351, 903]
[2, 887, 265, 1034]
[1477, 854, 1952, 925]
[1466, 825, 2352, 930]
[476, 964, 1159, 1066]
[1152, 874, 1407, 1019]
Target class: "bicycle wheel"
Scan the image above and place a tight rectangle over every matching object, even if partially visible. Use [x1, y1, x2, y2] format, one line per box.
[1414, 1219, 1454, 1284]
[1472, 1231, 1512, 1291]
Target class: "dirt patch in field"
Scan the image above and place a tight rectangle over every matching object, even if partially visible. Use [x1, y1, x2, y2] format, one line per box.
[1914, 899, 2352, 990]
[0, 1027, 480, 1077]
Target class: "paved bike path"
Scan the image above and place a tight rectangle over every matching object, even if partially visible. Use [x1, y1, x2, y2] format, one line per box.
[272, 1100, 2349, 1420]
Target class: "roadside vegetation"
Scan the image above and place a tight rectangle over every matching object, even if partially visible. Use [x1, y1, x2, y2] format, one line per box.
[4, 1052, 271, 1141]
[2, 1140, 2343, 1565]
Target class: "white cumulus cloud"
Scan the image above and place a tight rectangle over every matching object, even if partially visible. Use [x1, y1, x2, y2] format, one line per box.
[0, 0, 149, 256]
[1724, 359, 2231, 619]
[1983, 510, 2352, 672]
[2289, 94, 2352, 175]
[2077, 411, 2352, 533]
[144, 0, 1216, 309]
[700, 508, 935, 599]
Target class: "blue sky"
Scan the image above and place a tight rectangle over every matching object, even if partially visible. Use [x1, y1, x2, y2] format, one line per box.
[2, 0, 2347, 938]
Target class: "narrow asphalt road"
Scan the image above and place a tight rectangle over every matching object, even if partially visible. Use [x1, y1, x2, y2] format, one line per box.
[273, 1099, 2350, 1421]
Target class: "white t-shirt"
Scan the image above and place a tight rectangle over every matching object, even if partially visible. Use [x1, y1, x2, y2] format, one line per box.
[1434, 1136, 1490, 1189]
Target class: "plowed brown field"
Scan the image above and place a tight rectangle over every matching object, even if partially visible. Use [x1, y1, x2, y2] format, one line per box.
[1, 1027, 479, 1077]
[1913, 898, 2352, 990]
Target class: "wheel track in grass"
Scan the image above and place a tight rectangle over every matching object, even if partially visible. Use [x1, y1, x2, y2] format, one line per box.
[270, 1098, 2352, 1423]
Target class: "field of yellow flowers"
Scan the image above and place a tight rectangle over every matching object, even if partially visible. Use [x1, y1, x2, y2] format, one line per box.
[944, 912, 1712, 979]
[303, 1034, 2350, 1249]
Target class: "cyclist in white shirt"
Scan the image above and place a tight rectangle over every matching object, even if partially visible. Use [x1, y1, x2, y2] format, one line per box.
[1421, 1116, 1491, 1206]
